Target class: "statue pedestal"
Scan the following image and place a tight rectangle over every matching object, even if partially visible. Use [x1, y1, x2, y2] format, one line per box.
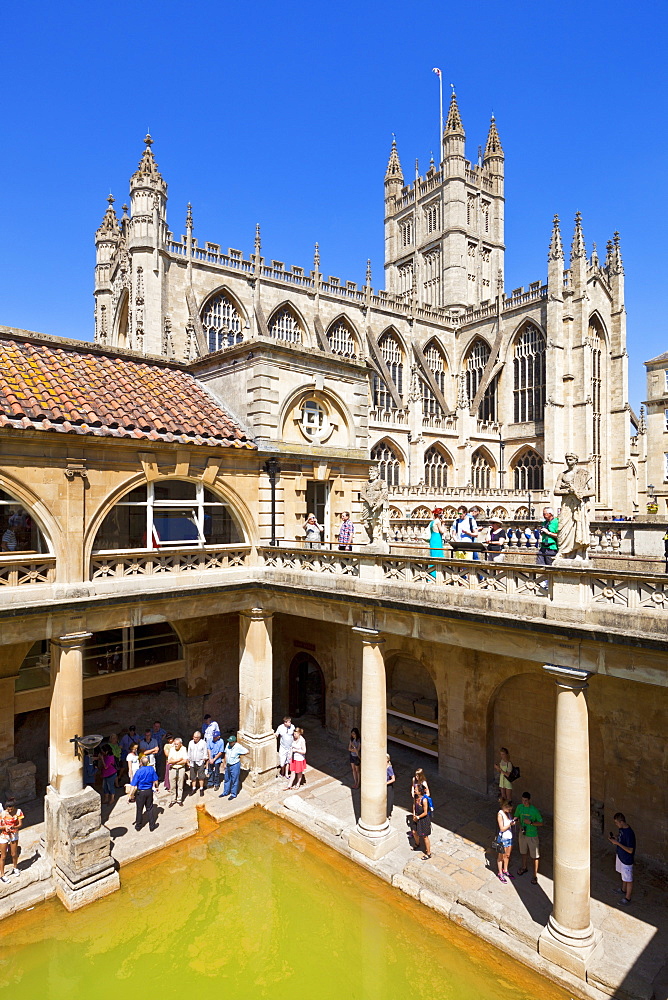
[364, 540, 389, 555]
[553, 554, 590, 569]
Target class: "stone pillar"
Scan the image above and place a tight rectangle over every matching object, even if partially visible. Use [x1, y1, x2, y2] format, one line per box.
[538, 664, 601, 979]
[0, 673, 36, 804]
[238, 609, 275, 788]
[45, 633, 119, 910]
[347, 627, 400, 860]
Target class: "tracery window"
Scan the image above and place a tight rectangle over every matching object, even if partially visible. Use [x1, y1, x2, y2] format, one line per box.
[373, 333, 404, 410]
[422, 250, 441, 307]
[471, 449, 493, 490]
[268, 306, 302, 343]
[201, 292, 243, 352]
[422, 341, 447, 417]
[466, 339, 497, 421]
[93, 481, 243, 551]
[425, 203, 439, 234]
[482, 201, 490, 233]
[513, 324, 546, 423]
[400, 218, 413, 247]
[513, 449, 544, 491]
[398, 262, 413, 297]
[424, 446, 449, 490]
[0, 490, 48, 554]
[371, 441, 401, 487]
[327, 319, 356, 357]
[590, 319, 604, 502]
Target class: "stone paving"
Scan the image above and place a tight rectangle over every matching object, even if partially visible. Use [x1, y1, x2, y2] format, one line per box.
[1, 724, 666, 1000]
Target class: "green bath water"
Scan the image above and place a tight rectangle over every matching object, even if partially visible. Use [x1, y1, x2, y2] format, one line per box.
[0, 810, 571, 999]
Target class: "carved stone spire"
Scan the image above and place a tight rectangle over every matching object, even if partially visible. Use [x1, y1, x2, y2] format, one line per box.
[457, 369, 469, 410]
[131, 133, 166, 191]
[484, 115, 503, 159]
[254, 223, 262, 256]
[96, 194, 121, 240]
[186, 202, 193, 233]
[590, 242, 599, 267]
[365, 258, 372, 286]
[313, 242, 320, 271]
[570, 211, 586, 261]
[385, 136, 403, 183]
[444, 90, 465, 136]
[639, 405, 646, 434]
[610, 231, 624, 274]
[548, 214, 564, 261]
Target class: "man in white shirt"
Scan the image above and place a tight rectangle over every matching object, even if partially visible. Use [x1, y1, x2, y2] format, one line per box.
[187, 731, 209, 798]
[202, 715, 219, 744]
[274, 716, 295, 780]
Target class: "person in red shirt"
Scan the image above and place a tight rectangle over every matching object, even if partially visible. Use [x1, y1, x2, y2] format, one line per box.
[0, 799, 24, 881]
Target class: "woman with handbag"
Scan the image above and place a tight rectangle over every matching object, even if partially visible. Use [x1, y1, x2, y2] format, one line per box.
[494, 746, 513, 802]
[496, 799, 516, 883]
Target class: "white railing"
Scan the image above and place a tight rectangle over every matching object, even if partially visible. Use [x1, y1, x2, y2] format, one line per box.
[0, 555, 56, 587]
[90, 545, 251, 581]
[260, 547, 360, 577]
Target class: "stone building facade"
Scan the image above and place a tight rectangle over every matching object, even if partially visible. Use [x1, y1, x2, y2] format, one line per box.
[93, 93, 635, 526]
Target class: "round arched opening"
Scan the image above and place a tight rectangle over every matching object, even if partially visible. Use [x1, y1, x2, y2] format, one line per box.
[0, 488, 49, 555]
[288, 652, 326, 723]
[386, 655, 438, 758]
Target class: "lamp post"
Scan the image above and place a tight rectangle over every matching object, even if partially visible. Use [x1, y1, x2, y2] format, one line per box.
[263, 457, 281, 547]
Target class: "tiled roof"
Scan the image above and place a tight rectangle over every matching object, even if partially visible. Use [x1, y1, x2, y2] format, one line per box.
[0, 334, 255, 448]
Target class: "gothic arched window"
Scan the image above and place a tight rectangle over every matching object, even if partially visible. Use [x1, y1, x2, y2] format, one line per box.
[422, 340, 447, 417]
[465, 339, 496, 421]
[373, 333, 404, 410]
[201, 292, 243, 352]
[589, 317, 604, 502]
[513, 449, 544, 491]
[471, 449, 493, 490]
[513, 324, 546, 423]
[371, 441, 401, 487]
[424, 446, 449, 490]
[268, 306, 302, 343]
[327, 319, 356, 357]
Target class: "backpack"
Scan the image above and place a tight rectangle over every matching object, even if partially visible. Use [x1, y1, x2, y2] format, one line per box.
[426, 795, 434, 813]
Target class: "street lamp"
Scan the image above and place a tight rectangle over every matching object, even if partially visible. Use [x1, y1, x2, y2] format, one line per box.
[70, 734, 103, 758]
[263, 457, 281, 547]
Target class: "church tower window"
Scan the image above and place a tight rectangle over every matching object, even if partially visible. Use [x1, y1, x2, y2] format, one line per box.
[513, 449, 544, 491]
[268, 305, 302, 343]
[590, 318, 604, 502]
[471, 449, 493, 490]
[400, 218, 413, 247]
[398, 262, 413, 297]
[422, 340, 447, 416]
[424, 446, 448, 489]
[202, 292, 243, 351]
[513, 324, 546, 422]
[326, 319, 356, 357]
[371, 441, 401, 487]
[373, 333, 404, 410]
[425, 203, 439, 234]
[466, 339, 497, 421]
[422, 250, 441, 306]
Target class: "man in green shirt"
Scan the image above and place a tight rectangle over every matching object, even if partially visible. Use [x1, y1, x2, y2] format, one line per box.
[515, 792, 543, 882]
[538, 507, 559, 565]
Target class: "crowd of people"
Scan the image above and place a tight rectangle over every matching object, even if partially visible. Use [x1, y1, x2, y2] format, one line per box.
[427, 504, 560, 564]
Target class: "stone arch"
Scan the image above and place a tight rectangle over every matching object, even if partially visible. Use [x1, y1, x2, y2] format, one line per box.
[370, 437, 405, 487]
[470, 446, 496, 490]
[422, 335, 452, 372]
[423, 442, 453, 490]
[266, 300, 309, 345]
[385, 651, 439, 756]
[0, 474, 59, 559]
[325, 314, 360, 357]
[588, 311, 609, 347]
[84, 473, 257, 566]
[288, 651, 326, 722]
[199, 286, 248, 351]
[511, 321, 546, 423]
[510, 445, 544, 491]
[410, 505, 432, 520]
[379, 325, 409, 360]
[277, 384, 357, 449]
[113, 287, 129, 348]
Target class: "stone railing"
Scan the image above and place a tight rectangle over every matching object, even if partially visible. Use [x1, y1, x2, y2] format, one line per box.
[0, 555, 56, 587]
[422, 412, 457, 430]
[90, 545, 252, 581]
[260, 546, 360, 577]
[370, 407, 409, 425]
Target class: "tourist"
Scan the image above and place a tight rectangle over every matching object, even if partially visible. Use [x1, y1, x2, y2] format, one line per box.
[494, 747, 513, 802]
[515, 791, 543, 883]
[221, 734, 249, 800]
[427, 507, 445, 577]
[167, 737, 189, 806]
[130, 755, 159, 831]
[120, 725, 139, 761]
[451, 505, 478, 560]
[0, 799, 24, 881]
[126, 742, 141, 782]
[469, 506, 484, 560]
[411, 783, 432, 860]
[207, 730, 225, 790]
[109, 732, 123, 787]
[275, 716, 295, 780]
[152, 719, 167, 745]
[83, 749, 97, 787]
[139, 729, 160, 771]
[162, 734, 174, 791]
[152, 720, 167, 779]
[538, 507, 559, 567]
[608, 812, 636, 905]
[202, 715, 220, 744]
[411, 767, 430, 799]
[99, 743, 117, 805]
[187, 730, 209, 798]
[337, 511, 355, 551]
[386, 754, 395, 818]
[348, 728, 361, 789]
[287, 727, 307, 789]
[303, 513, 323, 549]
[496, 799, 516, 882]
[486, 517, 507, 562]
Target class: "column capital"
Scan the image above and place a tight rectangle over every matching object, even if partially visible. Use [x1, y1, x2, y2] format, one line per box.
[240, 608, 273, 623]
[52, 632, 93, 650]
[543, 663, 592, 690]
[352, 626, 385, 646]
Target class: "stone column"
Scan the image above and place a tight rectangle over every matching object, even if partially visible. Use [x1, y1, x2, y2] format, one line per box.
[45, 633, 119, 910]
[538, 664, 601, 979]
[348, 627, 400, 860]
[0, 673, 36, 804]
[238, 608, 275, 788]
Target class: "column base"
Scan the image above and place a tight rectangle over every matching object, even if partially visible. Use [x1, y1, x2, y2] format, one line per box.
[538, 917, 602, 980]
[348, 820, 400, 861]
[45, 785, 120, 910]
[239, 730, 276, 789]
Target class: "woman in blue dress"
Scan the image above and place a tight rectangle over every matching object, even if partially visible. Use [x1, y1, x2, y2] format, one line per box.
[428, 507, 444, 577]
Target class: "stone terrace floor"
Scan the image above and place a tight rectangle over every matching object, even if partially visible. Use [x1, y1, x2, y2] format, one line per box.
[3, 721, 667, 1000]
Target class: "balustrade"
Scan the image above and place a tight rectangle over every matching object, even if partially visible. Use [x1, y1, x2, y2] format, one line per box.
[0, 555, 56, 587]
[90, 545, 251, 581]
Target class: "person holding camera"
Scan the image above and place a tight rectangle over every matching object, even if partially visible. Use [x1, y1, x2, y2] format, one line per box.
[496, 799, 516, 883]
[515, 791, 543, 883]
[608, 812, 636, 905]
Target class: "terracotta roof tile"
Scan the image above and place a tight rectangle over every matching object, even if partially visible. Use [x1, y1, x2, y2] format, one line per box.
[0, 336, 255, 449]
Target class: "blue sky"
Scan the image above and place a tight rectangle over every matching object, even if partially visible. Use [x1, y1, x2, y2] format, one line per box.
[0, 0, 665, 408]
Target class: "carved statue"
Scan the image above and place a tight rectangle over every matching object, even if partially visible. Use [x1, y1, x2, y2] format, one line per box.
[553, 453, 595, 560]
[360, 466, 389, 543]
